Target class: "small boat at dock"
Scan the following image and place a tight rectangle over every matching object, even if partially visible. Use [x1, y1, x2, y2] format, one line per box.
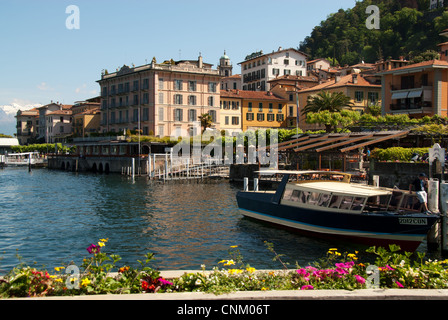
[5, 152, 46, 167]
[236, 170, 440, 251]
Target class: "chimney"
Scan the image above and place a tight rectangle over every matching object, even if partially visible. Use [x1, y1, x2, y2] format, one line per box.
[198, 53, 203, 68]
[335, 75, 341, 83]
[352, 74, 358, 84]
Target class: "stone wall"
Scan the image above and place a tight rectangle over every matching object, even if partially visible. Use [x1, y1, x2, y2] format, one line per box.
[368, 160, 442, 189]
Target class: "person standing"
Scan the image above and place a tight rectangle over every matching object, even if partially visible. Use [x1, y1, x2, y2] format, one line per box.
[409, 173, 430, 214]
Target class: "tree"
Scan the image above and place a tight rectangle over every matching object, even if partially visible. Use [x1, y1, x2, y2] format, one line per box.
[302, 91, 354, 115]
[198, 113, 213, 133]
[306, 110, 361, 133]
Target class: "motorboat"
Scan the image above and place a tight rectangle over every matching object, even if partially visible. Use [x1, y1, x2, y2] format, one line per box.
[236, 170, 439, 251]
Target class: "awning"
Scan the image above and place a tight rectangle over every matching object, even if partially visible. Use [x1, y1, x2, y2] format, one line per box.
[407, 90, 423, 98]
[391, 91, 409, 99]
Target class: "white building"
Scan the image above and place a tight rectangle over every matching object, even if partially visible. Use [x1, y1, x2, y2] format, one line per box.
[239, 47, 308, 91]
[430, 0, 445, 9]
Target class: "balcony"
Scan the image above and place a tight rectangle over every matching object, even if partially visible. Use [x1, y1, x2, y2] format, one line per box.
[389, 102, 433, 114]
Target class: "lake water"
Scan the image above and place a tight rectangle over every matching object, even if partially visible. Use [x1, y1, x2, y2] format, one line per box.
[0, 167, 409, 274]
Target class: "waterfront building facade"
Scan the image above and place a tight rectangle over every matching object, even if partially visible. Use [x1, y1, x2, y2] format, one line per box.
[220, 90, 243, 136]
[297, 73, 382, 131]
[220, 90, 288, 131]
[16, 108, 39, 145]
[37, 102, 73, 143]
[239, 47, 308, 92]
[380, 60, 448, 117]
[45, 108, 73, 143]
[98, 55, 222, 138]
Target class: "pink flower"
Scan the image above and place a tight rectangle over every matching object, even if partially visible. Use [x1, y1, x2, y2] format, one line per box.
[301, 285, 314, 290]
[87, 244, 100, 254]
[395, 281, 404, 288]
[354, 275, 366, 284]
[158, 278, 173, 286]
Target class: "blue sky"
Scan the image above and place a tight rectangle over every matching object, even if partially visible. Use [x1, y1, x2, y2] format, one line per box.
[0, 0, 356, 135]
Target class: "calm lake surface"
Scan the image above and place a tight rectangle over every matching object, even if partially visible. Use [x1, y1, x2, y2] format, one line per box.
[0, 167, 422, 274]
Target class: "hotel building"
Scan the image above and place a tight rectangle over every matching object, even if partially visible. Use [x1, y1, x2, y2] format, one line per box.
[98, 55, 222, 138]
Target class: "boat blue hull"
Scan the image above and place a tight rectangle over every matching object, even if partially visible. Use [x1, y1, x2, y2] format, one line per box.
[236, 191, 439, 251]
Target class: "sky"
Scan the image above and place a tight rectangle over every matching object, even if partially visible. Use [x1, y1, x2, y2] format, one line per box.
[0, 0, 356, 136]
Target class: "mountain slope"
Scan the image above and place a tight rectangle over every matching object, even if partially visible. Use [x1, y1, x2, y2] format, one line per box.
[299, 0, 448, 66]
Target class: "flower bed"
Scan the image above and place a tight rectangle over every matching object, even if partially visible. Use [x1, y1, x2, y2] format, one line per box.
[1, 239, 448, 298]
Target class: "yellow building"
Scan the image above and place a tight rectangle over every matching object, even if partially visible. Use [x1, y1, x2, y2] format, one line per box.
[296, 73, 382, 131]
[221, 90, 287, 131]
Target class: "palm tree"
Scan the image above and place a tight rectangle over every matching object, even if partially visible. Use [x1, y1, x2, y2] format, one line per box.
[198, 113, 213, 133]
[302, 91, 353, 115]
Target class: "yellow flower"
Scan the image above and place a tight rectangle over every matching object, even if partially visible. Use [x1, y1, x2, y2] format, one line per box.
[81, 278, 91, 287]
[55, 278, 63, 283]
[100, 238, 109, 242]
[230, 245, 238, 248]
[261, 287, 268, 291]
[347, 253, 358, 260]
[228, 269, 243, 274]
[246, 267, 256, 273]
[98, 241, 105, 247]
[224, 260, 235, 266]
[54, 267, 65, 272]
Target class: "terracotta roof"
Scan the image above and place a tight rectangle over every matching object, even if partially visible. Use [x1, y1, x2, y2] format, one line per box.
[222, 74, 241, 79]
[268, 75, 318, 82]
[220, 89, 287, 101]
[307, 58, 330, 64]
[379, 60, 448, 74]
[298, 74, 380, 93]
[47, 109, 72, 116]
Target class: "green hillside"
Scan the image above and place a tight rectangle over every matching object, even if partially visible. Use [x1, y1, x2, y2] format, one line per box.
[299, 0, 448, 66]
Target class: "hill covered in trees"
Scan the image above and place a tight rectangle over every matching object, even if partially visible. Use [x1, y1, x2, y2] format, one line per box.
[299, 0, 448, 66]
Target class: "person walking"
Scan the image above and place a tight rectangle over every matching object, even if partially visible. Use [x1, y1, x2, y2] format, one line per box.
[409, 173, 430, 214]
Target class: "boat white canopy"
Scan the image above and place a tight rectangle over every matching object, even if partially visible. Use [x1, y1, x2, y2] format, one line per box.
[290, 181, 391, 197]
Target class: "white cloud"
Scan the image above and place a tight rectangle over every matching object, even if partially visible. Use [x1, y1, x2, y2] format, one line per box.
[37, 82, 54, 91]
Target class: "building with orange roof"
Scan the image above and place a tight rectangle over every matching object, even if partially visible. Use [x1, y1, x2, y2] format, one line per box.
[379, 59, 448, 117]
[72, 100, 101, 137]
[220, 89, 288, 132]
[16, 108, 39, 145]
[36, 102, 73, 143]
[296, 73, 381, 131]
[239, 47, 308, 92]
[45, 108, 73, 143]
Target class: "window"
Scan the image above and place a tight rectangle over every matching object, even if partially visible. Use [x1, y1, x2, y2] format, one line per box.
[273, 69, 280, 76]
[246, 113, 254, 121]
[257, 113, 265, 121]
[208, 82, 217, 93]
[368, 92, 379, 104]
[232, 117, 239, 125]
[189, 81, 197, 91]
[318, 193, 331, 207]
[339, 196, 354, 210]
[329, 195, 342, 209]
[159, 78, 164, 90]
[188, 95, 197, 106]
[158, 125, 164, 137]
[258, 103, 263, 112]
[308, 192, 320, 206]
[355, 91, 364, 102]
[133, 109, 139, 122]
[267, 114, 274, 121]
[159, 93, 164, 104]
[133, 95, 138, 105]
[351, 197, 365, 211]
[225, 116, 229, 125]
[284, 59, 289, 65]
[174, 94, 183, 105]
[158, 107, 164, 121]
[142, 108, 149, 121]
[143, 93, 149, 104]
[133, 80, 139, 91]
[209, 110, 216, 122]
[248, 102, 253, 112]
[284, 69, 291, 76]
[278, 104, 283, 112]
[276, 114, 284, 122]
[142, 79, 149, 90]
[188, 109, 197, 122]
[208, 96, 214, 107]
[175, 80, 183, 91]
[174, 109, 183, 121]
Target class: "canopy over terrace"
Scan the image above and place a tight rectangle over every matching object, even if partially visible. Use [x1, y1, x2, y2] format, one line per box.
[272, 130, 410, 172]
